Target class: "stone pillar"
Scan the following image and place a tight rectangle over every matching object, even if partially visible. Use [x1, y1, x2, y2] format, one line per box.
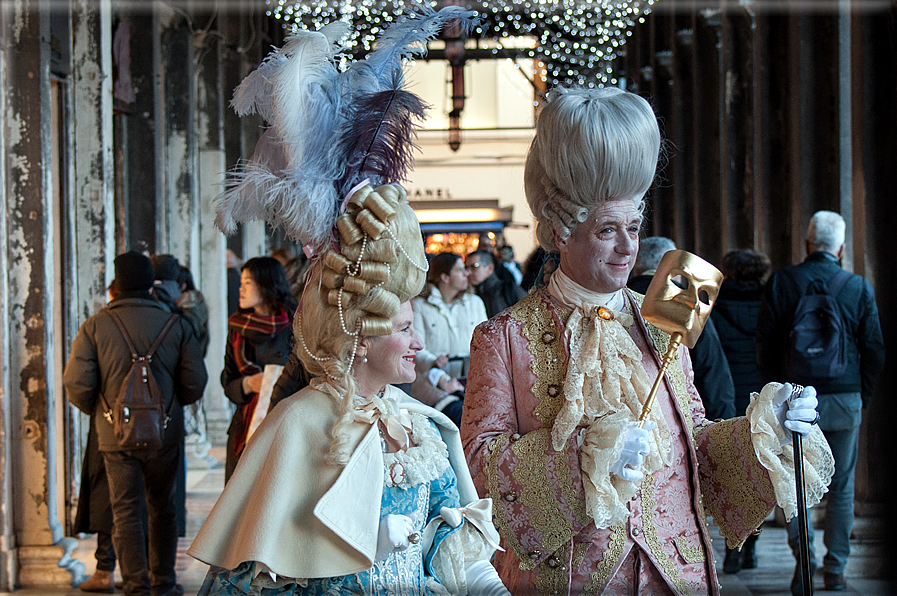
[1, 0, 88, 588]
[193, 2, 228, 457]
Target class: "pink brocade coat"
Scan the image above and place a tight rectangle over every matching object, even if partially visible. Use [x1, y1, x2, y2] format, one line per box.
[460, 289, 779, 595]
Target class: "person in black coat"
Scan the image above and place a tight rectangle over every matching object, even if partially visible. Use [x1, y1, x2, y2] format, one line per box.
[222, 257, 296, 482]
[710, 248, 771, 573]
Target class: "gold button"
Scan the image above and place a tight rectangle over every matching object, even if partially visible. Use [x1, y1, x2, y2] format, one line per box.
[528, 550, 541, 559]
[632, 527, 641, 536]
[510, 433, 521, 442]
[503, 491, 518, 502]
[546, 557, 559, 568]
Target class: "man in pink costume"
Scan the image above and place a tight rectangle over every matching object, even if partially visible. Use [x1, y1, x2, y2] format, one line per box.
[460, 87, 833, 595]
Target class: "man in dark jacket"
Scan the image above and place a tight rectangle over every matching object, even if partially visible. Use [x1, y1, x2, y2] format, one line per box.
[64, 251, 208, 596]
[465, 249, 526, 318]
[628, 237, 736, 420]
[757, 211, 884, 594]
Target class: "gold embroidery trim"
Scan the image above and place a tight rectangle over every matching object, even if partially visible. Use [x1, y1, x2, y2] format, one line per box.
[642, 473, 692, 596]
[508, 292, 567, 427]
[555, 435, 591, 527]
[674, 536, 705, 564]
[484, 434, 530, 564]
[584, 524, 626, 594]
[510, 430, 573, 559]
[701, 419, 771, 548]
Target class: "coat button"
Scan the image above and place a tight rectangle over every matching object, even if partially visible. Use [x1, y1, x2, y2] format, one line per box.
[546, 557, 559, 568]
[632, 527, 641, 536]
[503, 491, 518, 502]
[528, 550, 541, 559]
[510, 433, 521, 442]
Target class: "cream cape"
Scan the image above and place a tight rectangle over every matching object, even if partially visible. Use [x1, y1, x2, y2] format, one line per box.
[187, 384, 481, 580]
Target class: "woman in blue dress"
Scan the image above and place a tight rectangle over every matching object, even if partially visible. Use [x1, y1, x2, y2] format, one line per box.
[188, 181, 509, 596]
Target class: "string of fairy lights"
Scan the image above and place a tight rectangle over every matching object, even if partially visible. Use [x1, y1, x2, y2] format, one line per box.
[265, 0, 656, 88]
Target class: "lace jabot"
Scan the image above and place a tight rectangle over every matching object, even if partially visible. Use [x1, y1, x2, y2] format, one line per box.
[546, 267, 673, 529]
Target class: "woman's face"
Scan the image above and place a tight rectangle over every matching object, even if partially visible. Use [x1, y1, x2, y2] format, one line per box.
[440, 258, 469, 295]
[557, 199, 642, 293]
[239, 269, 266, 314]
[357, 302, 423, 393]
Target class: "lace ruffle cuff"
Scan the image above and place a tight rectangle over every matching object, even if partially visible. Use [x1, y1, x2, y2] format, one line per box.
[746, 382, 835, 521]
[425, 499, 501, 594]
[578, 411, 662, 529]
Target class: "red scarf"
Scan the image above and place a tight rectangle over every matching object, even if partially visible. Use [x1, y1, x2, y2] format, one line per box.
[227, 307, 291, 456]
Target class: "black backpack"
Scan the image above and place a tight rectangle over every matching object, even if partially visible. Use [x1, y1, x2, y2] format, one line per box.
[100, 310, 179, 450]
[783, 267, 852, 381]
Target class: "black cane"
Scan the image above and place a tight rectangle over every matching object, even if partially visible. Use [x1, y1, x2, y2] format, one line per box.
[792, 385, 813, 596]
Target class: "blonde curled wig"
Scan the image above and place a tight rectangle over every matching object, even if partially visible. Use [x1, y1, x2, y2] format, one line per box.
[295, 183, 427, 463]
[524, 86, 661, 252]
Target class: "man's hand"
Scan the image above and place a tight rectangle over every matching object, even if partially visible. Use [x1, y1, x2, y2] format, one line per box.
[434, 355, 450, 369]
[773, 383, 819, 444]
[610, 421, 655, 482]
[245, 372, 264, 393]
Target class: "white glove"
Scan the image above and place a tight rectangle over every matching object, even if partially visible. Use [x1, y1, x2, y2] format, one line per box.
[772, 383, 819, 445]
[610, 421, 655, 482]
[375, 514, 415, 561]
[465, 560, 511, 596]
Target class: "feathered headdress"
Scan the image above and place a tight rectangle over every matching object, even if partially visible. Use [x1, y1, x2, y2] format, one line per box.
[214, 6, 479, 254]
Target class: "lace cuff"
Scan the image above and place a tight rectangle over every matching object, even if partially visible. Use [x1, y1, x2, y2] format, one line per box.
[578, 411, 641, 529]
[425, 500, 501, 594]
[746, 382, 835, 521]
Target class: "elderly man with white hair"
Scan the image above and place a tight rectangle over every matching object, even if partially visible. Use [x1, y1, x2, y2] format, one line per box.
[460, 86, 834, 595]
[757, 210, 885, 594]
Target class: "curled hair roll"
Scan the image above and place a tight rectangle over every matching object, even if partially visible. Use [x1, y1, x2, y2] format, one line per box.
[327, 289, 352, 310]
[355, 262, 389, 283]
[359, 191, 396, 223]
[336, 214, 364, 246]
[342, 276, 369, 295]
[359, 316, 393, 337]
[357, 286, 401, 318]
[343, 239, 396, 262]
[324, 252, 352, 274]
[355, 210, 388, 239]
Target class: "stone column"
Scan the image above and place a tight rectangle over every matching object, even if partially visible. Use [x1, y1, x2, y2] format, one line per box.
[192, 2, 227, 458]
[0, 0, 106, 588]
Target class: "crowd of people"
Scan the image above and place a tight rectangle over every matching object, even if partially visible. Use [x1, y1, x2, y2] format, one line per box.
[62, 8, 883, 596]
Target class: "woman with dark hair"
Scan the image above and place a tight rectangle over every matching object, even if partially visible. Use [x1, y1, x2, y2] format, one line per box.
[222, 256, 297, 481]
[710, 248, 772, 573]
[410, 252, 487, 425]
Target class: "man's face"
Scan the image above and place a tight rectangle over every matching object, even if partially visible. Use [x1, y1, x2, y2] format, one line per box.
[641, 250, 723, 348]
[558, 200, 642, 293]
[465, 254, 493, 286]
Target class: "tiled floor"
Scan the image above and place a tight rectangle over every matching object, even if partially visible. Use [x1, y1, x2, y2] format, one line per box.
[3, 447, 893, 595]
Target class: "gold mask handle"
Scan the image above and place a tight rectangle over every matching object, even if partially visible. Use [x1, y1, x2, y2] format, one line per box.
[637, 250, 722, 427]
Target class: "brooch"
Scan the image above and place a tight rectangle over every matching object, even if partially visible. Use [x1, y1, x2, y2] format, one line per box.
[596, 306, 614, 320]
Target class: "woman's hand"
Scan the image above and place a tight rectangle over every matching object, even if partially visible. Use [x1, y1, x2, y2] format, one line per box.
[437, 376, 464, 394]
[375, 514, 417, 560]
[245, 372, 264, 394]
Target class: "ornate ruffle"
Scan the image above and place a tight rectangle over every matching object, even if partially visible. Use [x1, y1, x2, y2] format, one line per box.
[746, 382, 835, 520]
[550, 303, 672, 529]
[383, 413, 450, 489]
[429, 519, 496, 594]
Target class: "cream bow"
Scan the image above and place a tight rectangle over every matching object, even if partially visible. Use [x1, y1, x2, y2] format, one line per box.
[420, 498, 504, 554]
[353, 393, 414, 451]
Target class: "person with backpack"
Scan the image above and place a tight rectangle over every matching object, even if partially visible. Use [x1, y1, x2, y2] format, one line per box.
[64, 251, 208, 596]
[757, 210, 885, 594]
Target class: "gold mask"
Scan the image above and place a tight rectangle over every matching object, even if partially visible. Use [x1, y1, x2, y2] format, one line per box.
[640, 250, 723, 348]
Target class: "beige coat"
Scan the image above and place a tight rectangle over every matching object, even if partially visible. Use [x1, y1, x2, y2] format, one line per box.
[188, 384, 482, 580]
